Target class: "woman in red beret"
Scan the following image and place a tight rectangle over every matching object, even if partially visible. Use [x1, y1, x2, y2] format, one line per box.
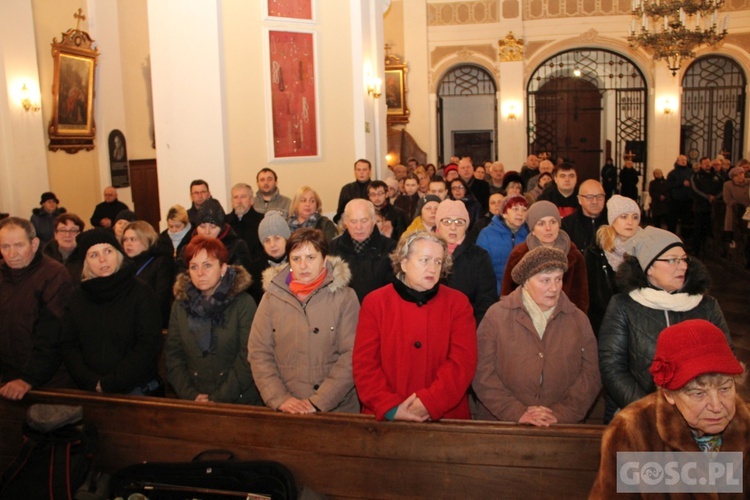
[590, 319, 748, 498]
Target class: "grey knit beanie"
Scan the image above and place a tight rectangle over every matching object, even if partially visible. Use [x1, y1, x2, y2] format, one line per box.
[258, 210, 291, 242]
[606, 195, 640, 225]
[526, 200, 560, 229]
[627, 226, 683, 272]
[511, 246, 568, 285]
[415, 194, 442, 217]
[196, 198, 226, 226]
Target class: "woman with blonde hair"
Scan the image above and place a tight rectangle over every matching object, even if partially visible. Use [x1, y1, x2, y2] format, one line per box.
[353, 230, 477, 421]
[62, 229, 162, 395]
[288, 186, 338, 243]
[122, 220, 175, 327]
[157, 204, 192, 264]
[584, 195, 643, 335]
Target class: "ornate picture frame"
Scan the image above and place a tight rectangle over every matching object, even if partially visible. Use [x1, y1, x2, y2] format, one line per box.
[48, 15, 98, 153]
[385, 55, 409, 125]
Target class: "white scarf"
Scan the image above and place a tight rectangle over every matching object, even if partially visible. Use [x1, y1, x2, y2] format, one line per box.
[604, 228, 642, 271]
[522, 287, 555, 339]
[169, 223, 192, 250]
[628, 287, 703, 312]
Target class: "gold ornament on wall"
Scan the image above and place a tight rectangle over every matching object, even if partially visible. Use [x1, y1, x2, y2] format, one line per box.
[498, 32, 524, 62]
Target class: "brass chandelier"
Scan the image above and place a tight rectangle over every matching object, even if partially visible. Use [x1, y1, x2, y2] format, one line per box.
[628, 0, 728, 76]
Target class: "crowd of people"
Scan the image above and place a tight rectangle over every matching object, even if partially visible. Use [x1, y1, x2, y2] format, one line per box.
[1, 153, 748, 492]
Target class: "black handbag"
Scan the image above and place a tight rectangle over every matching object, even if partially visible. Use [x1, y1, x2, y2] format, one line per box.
[109, 449, 297, 499]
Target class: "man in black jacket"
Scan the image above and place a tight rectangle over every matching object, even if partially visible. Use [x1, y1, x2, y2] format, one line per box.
[329, 199, 395, 302]
[0, 217, 73, 400]
[90, 186, 129, 228]
[226, 183, 264, 261]
[690, 156, 723, 256]
[562, 179, 607, 251]
[334, 159, 372, 224]
[458, 157, 490, 212]
[368, 180, 407, 241]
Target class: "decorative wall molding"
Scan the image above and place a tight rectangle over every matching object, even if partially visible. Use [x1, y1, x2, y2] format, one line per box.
[524, 0, 747, 20]
[427, 1, 498, 26]
[498, 32, 524, 62]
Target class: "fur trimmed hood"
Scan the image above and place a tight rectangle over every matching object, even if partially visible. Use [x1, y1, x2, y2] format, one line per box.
[173, 264, 252, 302]
[615, 254, 711, 296]
[262, 255, 351, 294]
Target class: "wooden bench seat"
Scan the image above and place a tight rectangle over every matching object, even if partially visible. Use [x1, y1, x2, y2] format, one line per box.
[0, 389, 604, 499]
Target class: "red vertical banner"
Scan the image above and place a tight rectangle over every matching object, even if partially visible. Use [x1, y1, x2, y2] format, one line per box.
[267, 0, 313, 21]
[269, 30, 317, 158]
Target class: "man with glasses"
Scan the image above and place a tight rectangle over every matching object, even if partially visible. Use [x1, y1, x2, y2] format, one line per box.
[90, 186, 129, 228]
[43, 213, 86, 283]
[187, 179, 212, 227]
[368, 180, 407, 241]
[0, 217, 73, 400]
[562, 180, 608, 251]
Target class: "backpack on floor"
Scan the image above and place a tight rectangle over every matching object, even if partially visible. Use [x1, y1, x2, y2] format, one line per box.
[0, 404, 98, 500]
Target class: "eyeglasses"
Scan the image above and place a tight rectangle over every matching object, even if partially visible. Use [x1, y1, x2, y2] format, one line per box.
[56, 228, 80, 235]
[451, 185, 466, 191]
[440, 218, 467, 227]
[653, 257, 691, 266]
[578, 194, 605, 202]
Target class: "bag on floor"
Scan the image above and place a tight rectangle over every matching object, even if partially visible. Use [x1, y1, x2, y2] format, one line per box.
[109, 449, 298, 500]
[0, 404, 98, 500]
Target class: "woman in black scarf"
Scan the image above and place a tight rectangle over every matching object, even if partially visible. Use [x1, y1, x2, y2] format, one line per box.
[166, 236, 262, 404]
[61, 228, 163, 396]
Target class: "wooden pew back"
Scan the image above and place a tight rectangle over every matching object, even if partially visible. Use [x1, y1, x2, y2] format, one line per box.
[0, 390, 604, 499]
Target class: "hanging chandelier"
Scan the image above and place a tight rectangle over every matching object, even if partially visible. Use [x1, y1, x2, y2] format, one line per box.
[628, 0, 728, 76]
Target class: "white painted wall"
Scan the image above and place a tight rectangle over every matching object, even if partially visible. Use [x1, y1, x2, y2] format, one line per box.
[0, 0, 48, 216]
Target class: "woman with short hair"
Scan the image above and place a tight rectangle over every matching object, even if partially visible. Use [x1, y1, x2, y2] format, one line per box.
[248, 228, 359, 413]
[166, 236, 262, 404]
[473, 246, 600, 425]
[288, 186, 338, 243]
[353, 231, 477, 421]
[122, 220, 175, 328]
[61, 229, 162, 395]
[43, 213, 85, 283]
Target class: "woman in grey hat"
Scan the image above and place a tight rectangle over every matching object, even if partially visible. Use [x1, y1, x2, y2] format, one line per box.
[500, 200, 589, 313]
[473, 246, 600, 425]
[598, 226, 732, 423]
[247, 210, 291, 305]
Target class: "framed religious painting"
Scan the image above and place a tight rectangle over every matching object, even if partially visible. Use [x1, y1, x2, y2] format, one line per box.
[385, 62, 409, 125]
[48, 15, 98, 153]
[263, 0, 315, 23]
[263, 28, 320, 161]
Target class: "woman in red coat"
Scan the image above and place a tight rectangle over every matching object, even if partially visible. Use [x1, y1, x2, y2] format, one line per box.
[353, 231, 477, 421]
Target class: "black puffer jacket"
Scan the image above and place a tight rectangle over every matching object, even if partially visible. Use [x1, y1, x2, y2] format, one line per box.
[598, 255, 730, 410]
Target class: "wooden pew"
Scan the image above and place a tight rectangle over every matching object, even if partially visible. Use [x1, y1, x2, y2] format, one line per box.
[0, 389, 604, 499]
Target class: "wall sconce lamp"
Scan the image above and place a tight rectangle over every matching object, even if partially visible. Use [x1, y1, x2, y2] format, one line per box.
[20, 83, 40, 112]
[367, 77, 382, 98]
[503, 101, 520, 121]
[662, 99, 672, 115]
[507, 105, 518, 121]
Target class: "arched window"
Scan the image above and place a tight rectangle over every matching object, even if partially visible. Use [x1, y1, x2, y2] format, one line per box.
[527, 49, 647, 184]
[437, 65, 497, 164]
[681, 56, 746, 163]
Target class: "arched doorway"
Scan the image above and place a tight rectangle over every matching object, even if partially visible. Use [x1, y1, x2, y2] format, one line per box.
[681, 55, 746, 163]
[436, 64, 497, 165]
[528, 49, 647, 186]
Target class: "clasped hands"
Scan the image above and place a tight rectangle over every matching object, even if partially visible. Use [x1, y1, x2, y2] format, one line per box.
[518, 405, 558, 427]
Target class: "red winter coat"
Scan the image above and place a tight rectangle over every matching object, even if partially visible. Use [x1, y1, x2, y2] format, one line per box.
[353, 283, 477, 421]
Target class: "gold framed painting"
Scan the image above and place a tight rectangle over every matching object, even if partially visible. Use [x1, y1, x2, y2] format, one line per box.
[385, 62, 409, 125]
[48, 26, 98, 153]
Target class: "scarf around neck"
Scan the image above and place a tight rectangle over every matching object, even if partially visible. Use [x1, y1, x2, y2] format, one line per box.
[392, 276, 439, 306]
[182, 266, 238, 354]
[521, 287, 555, 339]
[604, 229, 641, 271]
[289, 212, 320, 232]
[628, 287, 703, 312]
[526, 230, 571, 255]
[169, 223, 191, 250]
[288, 268, 327, 302]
